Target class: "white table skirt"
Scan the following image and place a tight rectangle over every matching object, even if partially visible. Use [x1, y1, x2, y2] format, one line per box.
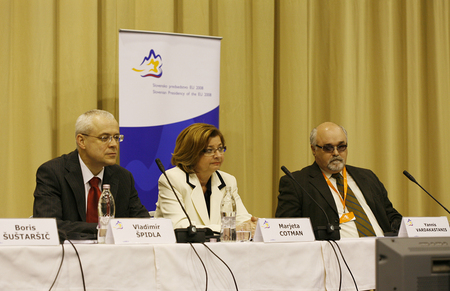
[0, 238, 375, 291]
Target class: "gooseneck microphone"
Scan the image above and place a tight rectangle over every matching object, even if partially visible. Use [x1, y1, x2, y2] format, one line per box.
[155, 159, 207, 243]
[403, 170, 450, 214]
[156, 159, 195, 228]
[281, 166, 340, 240]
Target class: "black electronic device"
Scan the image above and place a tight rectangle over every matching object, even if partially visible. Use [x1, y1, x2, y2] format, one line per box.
[281, 166, 340, 240]
[376, 237, 450, 291]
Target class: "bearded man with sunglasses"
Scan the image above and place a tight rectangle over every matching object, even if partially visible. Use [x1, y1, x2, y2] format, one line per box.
[33, 109, 149, 240]
[275, 122, 402, 239]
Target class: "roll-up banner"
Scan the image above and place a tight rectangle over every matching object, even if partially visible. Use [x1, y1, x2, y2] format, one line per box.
[119, 30, 221, 211]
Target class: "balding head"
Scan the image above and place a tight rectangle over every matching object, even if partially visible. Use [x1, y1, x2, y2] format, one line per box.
[310, 122, 348, 174]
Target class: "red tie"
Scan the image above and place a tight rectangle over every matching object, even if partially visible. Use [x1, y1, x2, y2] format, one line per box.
[86, 177, 101, 223]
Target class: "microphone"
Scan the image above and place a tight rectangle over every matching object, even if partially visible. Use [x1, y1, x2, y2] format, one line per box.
[281, 166, 340, 240]
[155, 159, 207, 243]
[403, 170, 450, 214]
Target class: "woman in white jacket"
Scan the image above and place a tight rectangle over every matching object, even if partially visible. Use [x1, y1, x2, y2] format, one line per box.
[155, 123, 256, 233]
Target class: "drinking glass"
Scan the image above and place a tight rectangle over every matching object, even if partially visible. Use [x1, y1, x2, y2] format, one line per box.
[236, 221, 252, 242]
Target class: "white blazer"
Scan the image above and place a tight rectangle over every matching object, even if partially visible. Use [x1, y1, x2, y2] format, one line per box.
[154, 166, 252, 232]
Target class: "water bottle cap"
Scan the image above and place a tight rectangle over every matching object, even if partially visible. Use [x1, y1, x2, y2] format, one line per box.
[103, 184, 111, 190]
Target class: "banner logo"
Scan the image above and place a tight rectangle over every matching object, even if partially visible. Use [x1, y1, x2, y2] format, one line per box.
[132, 49, 163, 78]
[113, 220, 124, 229]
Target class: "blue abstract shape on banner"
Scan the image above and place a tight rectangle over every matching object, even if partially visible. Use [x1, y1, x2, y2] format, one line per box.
[120, 107, 219, 211]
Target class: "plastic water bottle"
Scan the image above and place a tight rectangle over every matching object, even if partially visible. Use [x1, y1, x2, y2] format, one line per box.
[97, 184, 115, 244]
[220, 186, 236, 242]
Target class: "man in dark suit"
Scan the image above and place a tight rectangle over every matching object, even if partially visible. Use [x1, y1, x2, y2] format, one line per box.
[276, 122, 401, 239]
[33, 109, 149, 239]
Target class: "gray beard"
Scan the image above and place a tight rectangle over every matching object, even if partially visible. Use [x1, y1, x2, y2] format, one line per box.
[327, 157, 345, 172]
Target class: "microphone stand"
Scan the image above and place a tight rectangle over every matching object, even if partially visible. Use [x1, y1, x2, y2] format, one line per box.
[156, 159, 206, 243]
[281, 166, 340, 240]
[403, 170, 450, 214]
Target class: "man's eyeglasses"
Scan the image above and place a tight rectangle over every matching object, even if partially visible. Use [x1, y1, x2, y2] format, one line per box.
[82, 134, 124, 143]
[202, 146, 227, 156]
[315, 144, 347, 153]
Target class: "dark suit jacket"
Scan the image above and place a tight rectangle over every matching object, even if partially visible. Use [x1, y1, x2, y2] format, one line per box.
[33, 150, 149, 238]
[275, 162, 402, 235]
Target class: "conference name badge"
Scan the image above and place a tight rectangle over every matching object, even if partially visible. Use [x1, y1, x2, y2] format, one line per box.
[398, 217, 450, 238]
[0, 218, 59, 246]
[105, 218, 176, 244]
[253, 218, 315, 242]
[340, 212, 356, 224]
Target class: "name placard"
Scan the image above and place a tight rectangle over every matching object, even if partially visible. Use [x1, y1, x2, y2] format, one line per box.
[253, 218, 315, 242]
[105, 218, 176, 244]
[398, 217, 450, 238]
[0, 218, 60, 246]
